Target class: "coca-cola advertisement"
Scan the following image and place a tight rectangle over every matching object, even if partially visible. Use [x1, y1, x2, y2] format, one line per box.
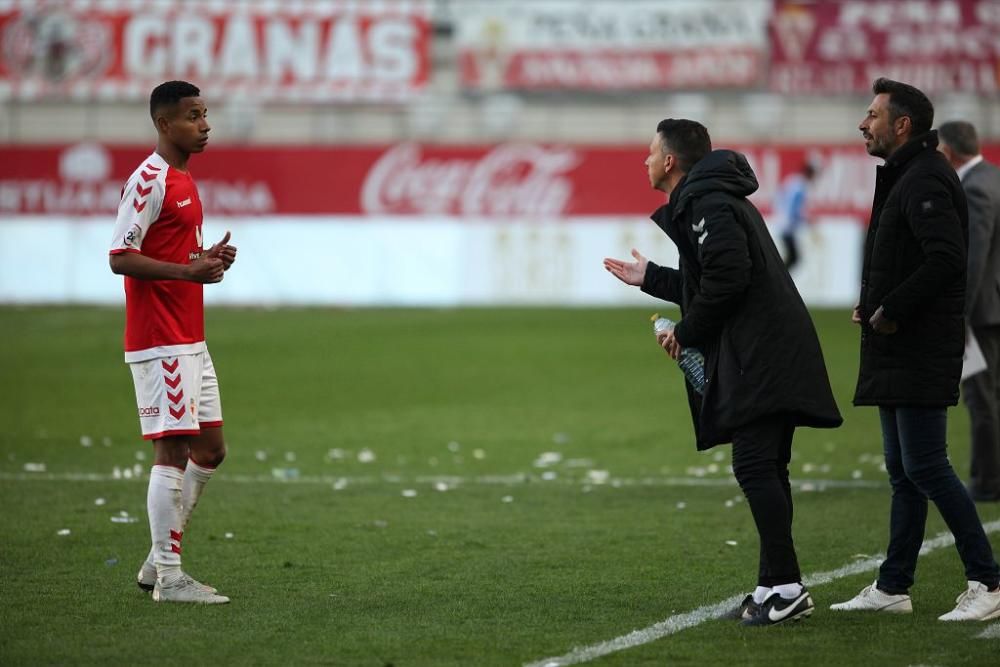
[4, 141, 999, 220]
[770, 0, 1000, 94]
[455, 0, 770, 91]
[0, 0, 430, 101]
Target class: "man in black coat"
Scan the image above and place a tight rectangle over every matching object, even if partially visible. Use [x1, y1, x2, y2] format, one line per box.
[939, 120, 1000, 503]
[604, 119, 842, 626]
[831, 79, 1000, 621]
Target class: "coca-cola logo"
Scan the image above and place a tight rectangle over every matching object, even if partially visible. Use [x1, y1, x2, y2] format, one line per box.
[361, 143, 580, 216]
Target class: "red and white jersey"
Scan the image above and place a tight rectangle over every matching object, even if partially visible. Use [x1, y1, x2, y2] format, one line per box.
[109, 152, 206, 363]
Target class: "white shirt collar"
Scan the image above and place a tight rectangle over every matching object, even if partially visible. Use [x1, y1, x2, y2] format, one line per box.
[957, 154, 984, 181]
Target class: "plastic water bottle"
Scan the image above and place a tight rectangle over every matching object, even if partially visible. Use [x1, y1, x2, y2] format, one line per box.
[651, 314, 706, 395]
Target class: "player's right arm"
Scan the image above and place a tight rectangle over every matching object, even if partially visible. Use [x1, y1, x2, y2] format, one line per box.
[108, 166, 224, 283]
[110, 251, 224, 283]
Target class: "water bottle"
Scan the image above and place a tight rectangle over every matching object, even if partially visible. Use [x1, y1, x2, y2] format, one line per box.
[651, 314, 706, 395]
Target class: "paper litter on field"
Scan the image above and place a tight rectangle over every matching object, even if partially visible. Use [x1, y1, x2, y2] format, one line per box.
[401, 489, 417, 498]
[552, 432, 570, 444]
[586, 469, 610, 485]
[23, 462, 46, 472]
[135, 450, 146, 461]
[675, 501, 687, 510]
[332, 478, 348, 491]
[357, 448, 376, 463]
[94, 497, 106, 506]
[501, 495, 514, 503]
[80, 435, 92, 447]
[533, 452, 562, 468]
[852, 470, 863, 479]
[447, 441, 461, 452]
[284, 452, 297, 462]
[434, 482, 449, 492]
[541, 471, 557, 481]
[225, 532, 234, 539]
[57, 529, 71, 536]
[326, 448, 345, 460]
[725, 540, 738, 546]
[255, 450, 268, 461]
[473, 448, 486, 460]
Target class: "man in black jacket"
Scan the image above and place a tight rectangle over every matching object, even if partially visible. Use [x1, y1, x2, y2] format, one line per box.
[604, 119, 842, 626]
[831, 79, 1000, 621]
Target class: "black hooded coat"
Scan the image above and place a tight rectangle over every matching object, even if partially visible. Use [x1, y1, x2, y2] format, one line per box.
[641, 150, 843, 449]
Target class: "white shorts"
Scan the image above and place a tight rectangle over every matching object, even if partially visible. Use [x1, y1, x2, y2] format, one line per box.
[129, 349, 223, 440]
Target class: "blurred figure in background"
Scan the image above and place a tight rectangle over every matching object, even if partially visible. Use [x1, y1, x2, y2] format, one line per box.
[938, 120, 1000, 503]
[604, 118, 841, 627]
[833, 78, 1000, 621]
[773, 161, 817, 271]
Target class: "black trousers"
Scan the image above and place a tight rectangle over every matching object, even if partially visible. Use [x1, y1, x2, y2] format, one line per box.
[731, 414, 800, 587]
[782, 233, 800, 272]
[963, 324, 1000, 498]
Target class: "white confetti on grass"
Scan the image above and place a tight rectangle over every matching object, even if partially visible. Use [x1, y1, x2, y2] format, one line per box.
[534, 452, 563, 468]
[23, 462, 46, 472]
[401, 489, 417, 498]
[501, 495, 514, 503]
[473, 449, 486, 460]
[94, 498, 106, 506]
[724, 540, 738, 546]
[57, 529, 71, 536]
[80, 436, 92, 447]
[447, 441, 461, 452]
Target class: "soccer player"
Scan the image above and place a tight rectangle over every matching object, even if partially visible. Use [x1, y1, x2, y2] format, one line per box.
[109, 80, 236, 604]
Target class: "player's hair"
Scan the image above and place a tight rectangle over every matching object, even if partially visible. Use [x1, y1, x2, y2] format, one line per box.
[872, 78, 934, 136]
[149, 81, 201, 120]
[938, 120, 980, 157]
[656, 119, 712, 173]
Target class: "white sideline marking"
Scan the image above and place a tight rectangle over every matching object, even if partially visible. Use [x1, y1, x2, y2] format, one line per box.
[0, 471, 882, 489]
[525, 520, 1000, 667]
[978, 623, 1000, 639]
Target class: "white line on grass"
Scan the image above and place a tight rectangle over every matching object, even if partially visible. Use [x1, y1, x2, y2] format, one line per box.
[524, 519, 1000, 667]
[0, 471, 883, 489]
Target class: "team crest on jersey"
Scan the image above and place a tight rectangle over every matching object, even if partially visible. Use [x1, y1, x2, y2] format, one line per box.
[123, 223, 142, 247]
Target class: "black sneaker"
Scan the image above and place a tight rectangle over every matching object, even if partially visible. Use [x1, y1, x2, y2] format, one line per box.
[741, 589, 814, 626]
[724, 594, 761, 621]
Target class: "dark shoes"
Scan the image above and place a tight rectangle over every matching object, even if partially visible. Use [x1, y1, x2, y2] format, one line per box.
[741, 589, 814, 627]
[724, 594, 761, 621]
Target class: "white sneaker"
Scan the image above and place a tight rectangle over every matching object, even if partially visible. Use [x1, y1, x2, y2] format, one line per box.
[152, 574, 229, 604]
[138, 561, 217, 594]
[938, 581, 1000, 621]
[829, 580, 913, 613]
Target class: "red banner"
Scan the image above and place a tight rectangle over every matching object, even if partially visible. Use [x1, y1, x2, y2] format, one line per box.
[770, 0, 1000, 94]
[3, 142, 999, 220]
[0, 0, 430, 102]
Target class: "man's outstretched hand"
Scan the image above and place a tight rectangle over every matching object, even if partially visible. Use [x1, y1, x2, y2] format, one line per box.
[603, 248, 648, 287]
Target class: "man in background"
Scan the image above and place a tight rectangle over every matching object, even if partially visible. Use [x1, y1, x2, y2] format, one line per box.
[938, 120, 1000, 503]
[773, 161, 817, 271]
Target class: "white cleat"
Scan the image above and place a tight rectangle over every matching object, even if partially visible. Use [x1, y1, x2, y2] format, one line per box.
[137, 560, 157, 593]
[938, 581, 1000, 621]
[152, 574, 229, 604]
[830, 580, 913, 613]
[138, 562, 217, 594]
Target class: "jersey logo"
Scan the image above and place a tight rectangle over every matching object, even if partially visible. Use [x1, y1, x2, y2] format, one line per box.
[176, 197, 192, 208]
[123, 224, 141, 247]
[692, 218, 706, 232]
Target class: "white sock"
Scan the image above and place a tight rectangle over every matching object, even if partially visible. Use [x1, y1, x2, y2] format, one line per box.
[772, 582, 804, 600]
[144, 459, 216, 567]
[181, 458, 216, 527]
[752, 586, 772, 604]
[147, 465, 185, 583]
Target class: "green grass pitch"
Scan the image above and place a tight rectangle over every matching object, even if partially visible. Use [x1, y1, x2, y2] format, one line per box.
[1, 306, 998, 665]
